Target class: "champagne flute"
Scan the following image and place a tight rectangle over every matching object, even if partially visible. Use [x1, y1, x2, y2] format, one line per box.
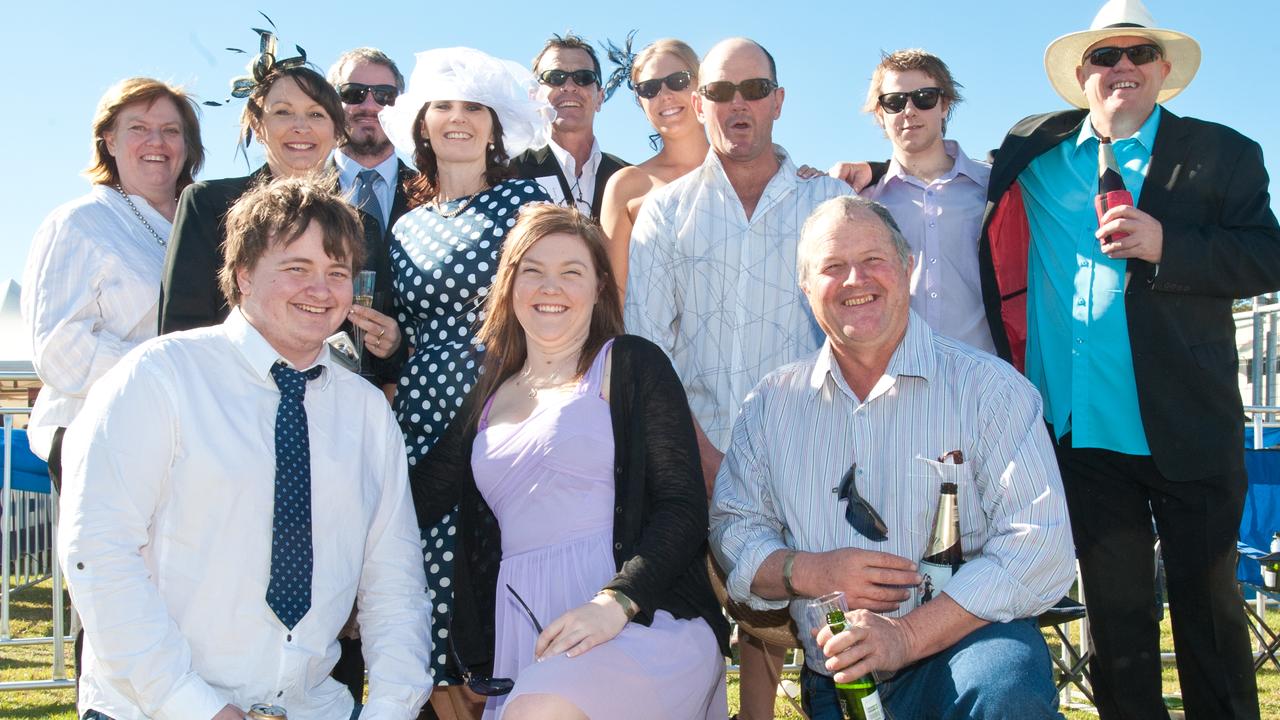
[352, 270, 376, 364]
[805, 591, 885, 720]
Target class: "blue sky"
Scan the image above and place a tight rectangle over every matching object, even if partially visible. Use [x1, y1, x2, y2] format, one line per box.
[4, 0, 1279, 285]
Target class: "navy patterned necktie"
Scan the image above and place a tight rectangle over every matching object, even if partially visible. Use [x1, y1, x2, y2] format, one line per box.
[356, 169, 385, 233]
[267, 362, 323, 629]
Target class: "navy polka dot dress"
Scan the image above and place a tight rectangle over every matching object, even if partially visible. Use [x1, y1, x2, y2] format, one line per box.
[389, 178, 550, 684]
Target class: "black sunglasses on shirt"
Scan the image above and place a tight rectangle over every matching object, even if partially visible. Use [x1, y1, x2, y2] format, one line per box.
[337, 83, 398, 106]
[835, 462, 889, 541]
[1084, 44, 1163, 68]
[635, 71, 693, 99]
[539, 68, 600, 88]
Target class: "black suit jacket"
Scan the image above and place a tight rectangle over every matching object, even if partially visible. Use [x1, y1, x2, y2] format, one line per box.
[386, 158, 418, 233]
[510, 144, 629, 220]
[978, 108, 1280, 482]
[159, 163, 407, 381]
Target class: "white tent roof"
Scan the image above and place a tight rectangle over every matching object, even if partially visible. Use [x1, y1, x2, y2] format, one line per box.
[1, 278, 34, 371]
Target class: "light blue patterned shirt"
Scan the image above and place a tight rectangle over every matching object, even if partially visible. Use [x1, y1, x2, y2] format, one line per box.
[710, 312, 1075, 674]
[624, 147, 851, 449]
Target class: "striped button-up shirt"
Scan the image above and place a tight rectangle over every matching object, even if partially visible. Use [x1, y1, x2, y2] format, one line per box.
[624, 147, 851, 449]
[710, 312, 1074, 673]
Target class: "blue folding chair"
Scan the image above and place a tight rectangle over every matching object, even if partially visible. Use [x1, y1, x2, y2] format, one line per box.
[0, 427, 52, 494]
[1237, 448, 1280, 672]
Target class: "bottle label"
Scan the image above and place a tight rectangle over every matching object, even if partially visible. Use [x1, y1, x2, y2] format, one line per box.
[918, 559, 955, 605]
[862, 690, 886, 720]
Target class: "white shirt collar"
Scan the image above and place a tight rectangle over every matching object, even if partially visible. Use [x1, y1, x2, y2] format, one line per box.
[223, 306, 333, 389]
[334, 150, 399, 192]
[884, 139, 988, 186]
[548, 136, 602, 181]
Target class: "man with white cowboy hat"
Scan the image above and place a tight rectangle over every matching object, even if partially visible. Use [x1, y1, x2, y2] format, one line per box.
[977, 1, 1280, 717]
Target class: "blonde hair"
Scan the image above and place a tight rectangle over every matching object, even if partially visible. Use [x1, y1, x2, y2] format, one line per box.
[863, 49, 964, 130]
[630, 39, 700, 87]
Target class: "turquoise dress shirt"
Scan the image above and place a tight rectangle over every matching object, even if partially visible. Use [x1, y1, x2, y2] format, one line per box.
[1019, 106, 1162, 455]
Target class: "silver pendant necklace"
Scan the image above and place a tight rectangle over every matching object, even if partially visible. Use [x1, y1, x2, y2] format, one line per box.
[114, 183, 168, 248]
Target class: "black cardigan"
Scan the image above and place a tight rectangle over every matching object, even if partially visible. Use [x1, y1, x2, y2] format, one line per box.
[411, 334, 731, 673]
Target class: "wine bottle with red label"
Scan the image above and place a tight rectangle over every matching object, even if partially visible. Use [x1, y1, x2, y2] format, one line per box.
[1095, 136, 1133, 244]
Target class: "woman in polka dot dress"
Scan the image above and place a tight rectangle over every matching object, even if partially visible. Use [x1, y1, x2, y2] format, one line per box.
[380, 47, 553, 718]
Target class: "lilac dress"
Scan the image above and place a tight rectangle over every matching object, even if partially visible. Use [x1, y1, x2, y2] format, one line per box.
[472, 340, 727, 720]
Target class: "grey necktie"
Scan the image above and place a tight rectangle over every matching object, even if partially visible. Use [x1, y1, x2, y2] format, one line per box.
[356, 169, 384, 232]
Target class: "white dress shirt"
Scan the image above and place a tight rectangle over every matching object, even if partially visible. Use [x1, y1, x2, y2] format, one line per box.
[861, 140, 995, 352]
[335, 150, 400, 229]
[20, 185, 172, 460]
[710, 312, 1074, 674]
[58, 309, 431, 720]
[624, 147, 851, 449]
[536, 137, 602, 215]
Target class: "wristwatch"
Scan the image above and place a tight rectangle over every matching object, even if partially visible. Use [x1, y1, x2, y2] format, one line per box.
[598, 589, 639, 620]
[782, 551, 799, 598]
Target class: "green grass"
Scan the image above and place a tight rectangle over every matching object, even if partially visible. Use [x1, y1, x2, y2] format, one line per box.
[0, 580, 77, 720]
[3, 580, 1277, 719]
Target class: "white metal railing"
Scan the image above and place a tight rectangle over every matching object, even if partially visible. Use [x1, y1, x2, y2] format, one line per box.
[1241, 299, 1280, 412]
[1, 406, 73, 691]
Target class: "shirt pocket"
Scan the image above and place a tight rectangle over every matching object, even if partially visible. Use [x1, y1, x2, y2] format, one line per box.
[907, 457, 981, 558]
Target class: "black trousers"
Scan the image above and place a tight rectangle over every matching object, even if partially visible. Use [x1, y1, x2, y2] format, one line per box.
[1054, 436, 1259, 719]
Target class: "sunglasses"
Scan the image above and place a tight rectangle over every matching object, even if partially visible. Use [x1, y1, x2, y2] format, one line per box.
[834, 462, 888, 541]
[337, 83, 398, 107]
[539, 69, 600, 88]
[635, 71, 693, 99]
[446, 620, 514, 696]
[506, 584, 544, 633]
[1085, 44, 1163, 68]
[697, 78, 778, 103]
[877, 87, 943, 114]
[442, 586, 545, 696]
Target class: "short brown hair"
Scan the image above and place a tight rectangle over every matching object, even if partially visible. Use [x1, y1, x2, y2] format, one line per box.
[532, 32, 601, 79]
[468, 203, 623, 429]
[218, 177, 366, 306]
[239, 66, 349, 151]
[863, 49, 964, 130]
[86, 77, 205, 192]
[630, 39, 700, 88]
[327, 47, 406, 93]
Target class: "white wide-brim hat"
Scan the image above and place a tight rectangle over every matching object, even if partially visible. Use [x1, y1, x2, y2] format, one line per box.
[380, 47, 554, 159]
[1044, 0, 1200, 109]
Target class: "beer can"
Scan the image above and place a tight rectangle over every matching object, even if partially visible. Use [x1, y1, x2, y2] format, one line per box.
[247, 705, 287, 720]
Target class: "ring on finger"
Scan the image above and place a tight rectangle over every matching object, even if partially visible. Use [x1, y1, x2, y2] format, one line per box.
[378, 328, 385, 338]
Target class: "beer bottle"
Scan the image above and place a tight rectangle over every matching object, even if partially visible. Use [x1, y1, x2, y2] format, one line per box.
[825, 609, 886, 720]
[919, 481, 963, 604]
[1094, 136, 1134, 244]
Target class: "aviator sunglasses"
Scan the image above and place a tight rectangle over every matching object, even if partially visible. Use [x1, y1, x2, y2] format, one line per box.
[539, 68, 600, 87]
[1085, 44, 1163, 68]
[877, 87, 943, 114]
[697, 78, 778, 103]
[337, 83, 398, 106]
[635, 70, 693, 99]
[834, 462, 889, 542]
